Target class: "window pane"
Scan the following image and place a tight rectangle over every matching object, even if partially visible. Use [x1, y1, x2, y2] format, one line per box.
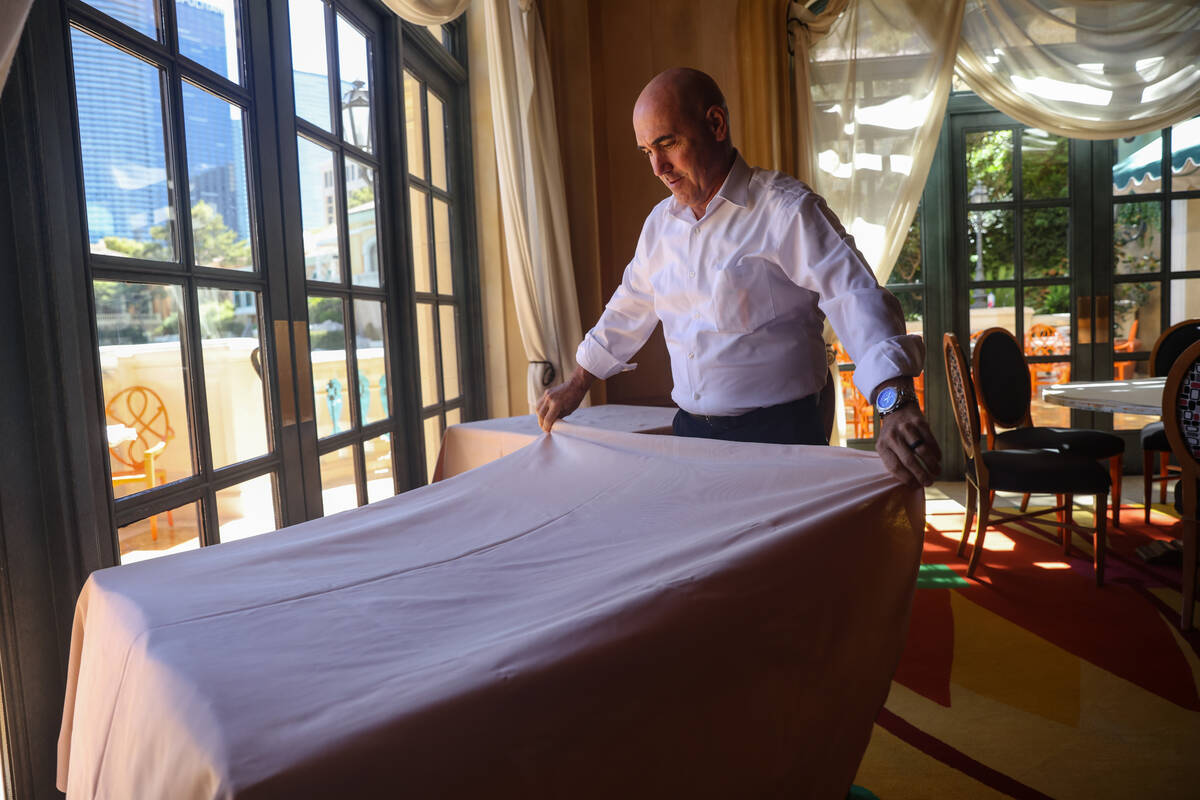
[183, 82, 253, 270]
[1115, 280, 1161, 358]
[1024, 285, 1071, 352]
[966, 129, 1013, 203]
[967, 209, 1014, 281]
[428, 90, 447, 190]
[85, 0, 160, 40]
[1114, 201, 1162, 275]
[319, 445, 358, 514]
[1170, 278, 1200, 328]
[354, 299, 386, 424]
[1022, 207, 1069, 279]
[96, 281, 195, 493]
[1171, 117, 1200, 192]
[425, 24, 447, 46]
[439, 306, 460, 402]
[337, 14, 373, 152]
[346, 157, 379, 286]
[72, 28, 175, 261]
[177, 0, 242, 83]
[308, 296, 349, 437]
[968, 286, 1015, 337]
[1021, 129, 1068, 200]
[216, 473, 278, 543]
[1113, 130, 1162, 195]
[433, 198, 453, 294]
[198, 287, 269, 467]
[417, 303, 438, 406]
[410, 188, 431, 293]
[888, 214, 921, 286]
[423, 415, 441, 483]
[298, 136, 341, 281]
[404, 71, 425, 179]
[364, 434, 393, 503]
[1170, 198, 1200, 272]
[446, 408, 461, 427]
[118, 500, 201, 564]
[289, 0, 331, 130]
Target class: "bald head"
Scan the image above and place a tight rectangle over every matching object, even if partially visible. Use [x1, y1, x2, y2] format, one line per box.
[635, 68, 729, 128]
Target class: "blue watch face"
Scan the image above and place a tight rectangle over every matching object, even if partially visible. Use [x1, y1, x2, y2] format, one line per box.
[877, 386, 898, 411]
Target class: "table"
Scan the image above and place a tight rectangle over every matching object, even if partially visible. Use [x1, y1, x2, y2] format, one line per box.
[433, 403, 677, 481]
[58, 423, 923, 799]
[1041, 377, 1165, 415]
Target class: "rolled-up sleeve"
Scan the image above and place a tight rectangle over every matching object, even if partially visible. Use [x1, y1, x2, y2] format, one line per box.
[576, 225, 660, 380]
[777, 188, 924, 400]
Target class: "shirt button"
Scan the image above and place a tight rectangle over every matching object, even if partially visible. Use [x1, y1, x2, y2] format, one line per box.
[688, 352, 695, 359]
[693, 392, 700, 400]
[689, 270, 696, 278]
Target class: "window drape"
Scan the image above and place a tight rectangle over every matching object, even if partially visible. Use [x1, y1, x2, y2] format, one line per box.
[482, 0, 585, 410]
[956, 0, 1200, 141]
[0, 0, 34, 93]
[381, 0, 471, 25]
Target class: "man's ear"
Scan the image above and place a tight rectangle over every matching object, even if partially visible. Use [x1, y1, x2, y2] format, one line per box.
[706, 106, 729, 142]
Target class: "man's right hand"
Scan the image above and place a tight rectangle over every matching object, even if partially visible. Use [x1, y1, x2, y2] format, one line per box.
[536, 366, 596, 432]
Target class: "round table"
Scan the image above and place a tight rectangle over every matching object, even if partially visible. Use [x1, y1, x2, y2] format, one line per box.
[1041, 377, 1164, 416]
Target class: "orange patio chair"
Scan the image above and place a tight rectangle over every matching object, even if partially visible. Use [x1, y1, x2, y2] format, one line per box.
[106, 386, 175, 540]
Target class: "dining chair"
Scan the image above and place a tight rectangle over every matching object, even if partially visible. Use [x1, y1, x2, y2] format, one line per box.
[972, 327, 1125, 523]
[944, 333, 1111, 584]
[1142, 320, 1200, 522]
[1113, 319, 1140, 380]
[105, 385, 175, 540]
[1158, 339, 1200, 630]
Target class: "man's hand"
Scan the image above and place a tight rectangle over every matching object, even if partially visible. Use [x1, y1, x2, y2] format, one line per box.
[876, 403, 941, 489]
[535, 366, 596, 432]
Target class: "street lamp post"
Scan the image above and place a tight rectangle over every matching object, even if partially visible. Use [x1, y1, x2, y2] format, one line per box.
[968, 180, 988, 308]
[342, 80, 371, 151]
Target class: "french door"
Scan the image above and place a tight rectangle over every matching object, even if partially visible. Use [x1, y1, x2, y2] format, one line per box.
[64, 0, 473, 564]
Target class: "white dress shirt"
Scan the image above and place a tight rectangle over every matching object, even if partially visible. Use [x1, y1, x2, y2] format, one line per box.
[576, 153, 923, 417]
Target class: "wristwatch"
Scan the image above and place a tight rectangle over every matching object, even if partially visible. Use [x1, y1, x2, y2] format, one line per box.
[875, 386, 919, 417]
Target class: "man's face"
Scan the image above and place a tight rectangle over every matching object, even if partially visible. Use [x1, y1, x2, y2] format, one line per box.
[633, 95, 727, 216]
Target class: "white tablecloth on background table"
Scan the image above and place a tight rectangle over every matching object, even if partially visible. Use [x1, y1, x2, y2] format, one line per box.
[58, 424, 923, 799]
[433, 404, 677, 481]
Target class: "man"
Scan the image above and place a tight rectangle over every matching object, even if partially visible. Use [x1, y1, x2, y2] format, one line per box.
[536, 68, 940, 488]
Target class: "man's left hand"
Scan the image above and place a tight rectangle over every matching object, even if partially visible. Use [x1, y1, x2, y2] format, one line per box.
[876, 404, 941, 488]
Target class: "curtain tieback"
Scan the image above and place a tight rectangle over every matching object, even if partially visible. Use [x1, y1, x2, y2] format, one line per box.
[531, 361, 556, 387]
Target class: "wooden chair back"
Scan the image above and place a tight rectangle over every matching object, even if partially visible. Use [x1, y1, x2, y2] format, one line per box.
[1162, 340, 1200, 482]
[1151, 319, 1200, 377]
[943, 333, 981, 463]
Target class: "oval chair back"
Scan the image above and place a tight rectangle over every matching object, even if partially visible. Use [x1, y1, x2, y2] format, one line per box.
[1151, 319, 1200, 377]
[1160, 339, 1200, 630]
[972, 328, 1033, 442]
[105, 385, 173, 471]
[943, 333, 982, 465]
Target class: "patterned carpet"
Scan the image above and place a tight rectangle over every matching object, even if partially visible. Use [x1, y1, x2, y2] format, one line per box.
[853, 490, 1200, 799]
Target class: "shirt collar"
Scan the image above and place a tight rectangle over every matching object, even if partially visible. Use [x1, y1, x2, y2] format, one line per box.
[667, 150, 752, 222]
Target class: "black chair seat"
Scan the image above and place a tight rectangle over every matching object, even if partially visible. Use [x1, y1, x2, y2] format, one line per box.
[994, 427, 1124, 460]
[1142, 421, 1168, 452]
[978, 450, 1112, 495]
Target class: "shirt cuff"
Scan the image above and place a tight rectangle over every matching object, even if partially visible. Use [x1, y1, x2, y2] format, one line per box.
[576, 333, 638, 380]
[852, 333, 925, 402]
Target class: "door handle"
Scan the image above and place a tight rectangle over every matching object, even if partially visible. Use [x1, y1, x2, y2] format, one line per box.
[1095, 295, 1111, 344]
[1077, 295, 1092, 344]
[294, 321, 316, 424]
[273, 320, 296, 427]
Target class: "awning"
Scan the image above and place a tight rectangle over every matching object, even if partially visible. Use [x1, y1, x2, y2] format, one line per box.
[1113, 116, 1200, 194]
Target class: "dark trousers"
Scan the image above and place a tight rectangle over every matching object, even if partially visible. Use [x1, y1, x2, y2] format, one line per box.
[672, 394, 828, 446]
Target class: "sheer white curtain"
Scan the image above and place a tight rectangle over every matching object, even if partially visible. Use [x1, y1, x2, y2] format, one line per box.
[1, 0, 34, 93]
[482, 0, 584, 410]
[793, 0, 964, 443]
[957, 0, 1200, 140]
[381, 0, 471, 25]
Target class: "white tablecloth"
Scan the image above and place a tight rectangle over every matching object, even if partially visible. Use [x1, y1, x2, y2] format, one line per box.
[433, 404, 678, 481]
[59, 424, 923, 799]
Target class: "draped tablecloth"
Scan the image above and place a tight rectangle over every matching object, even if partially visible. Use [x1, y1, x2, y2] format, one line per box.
[58, 424, 923, 799]
[432, 403, 677, 481]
